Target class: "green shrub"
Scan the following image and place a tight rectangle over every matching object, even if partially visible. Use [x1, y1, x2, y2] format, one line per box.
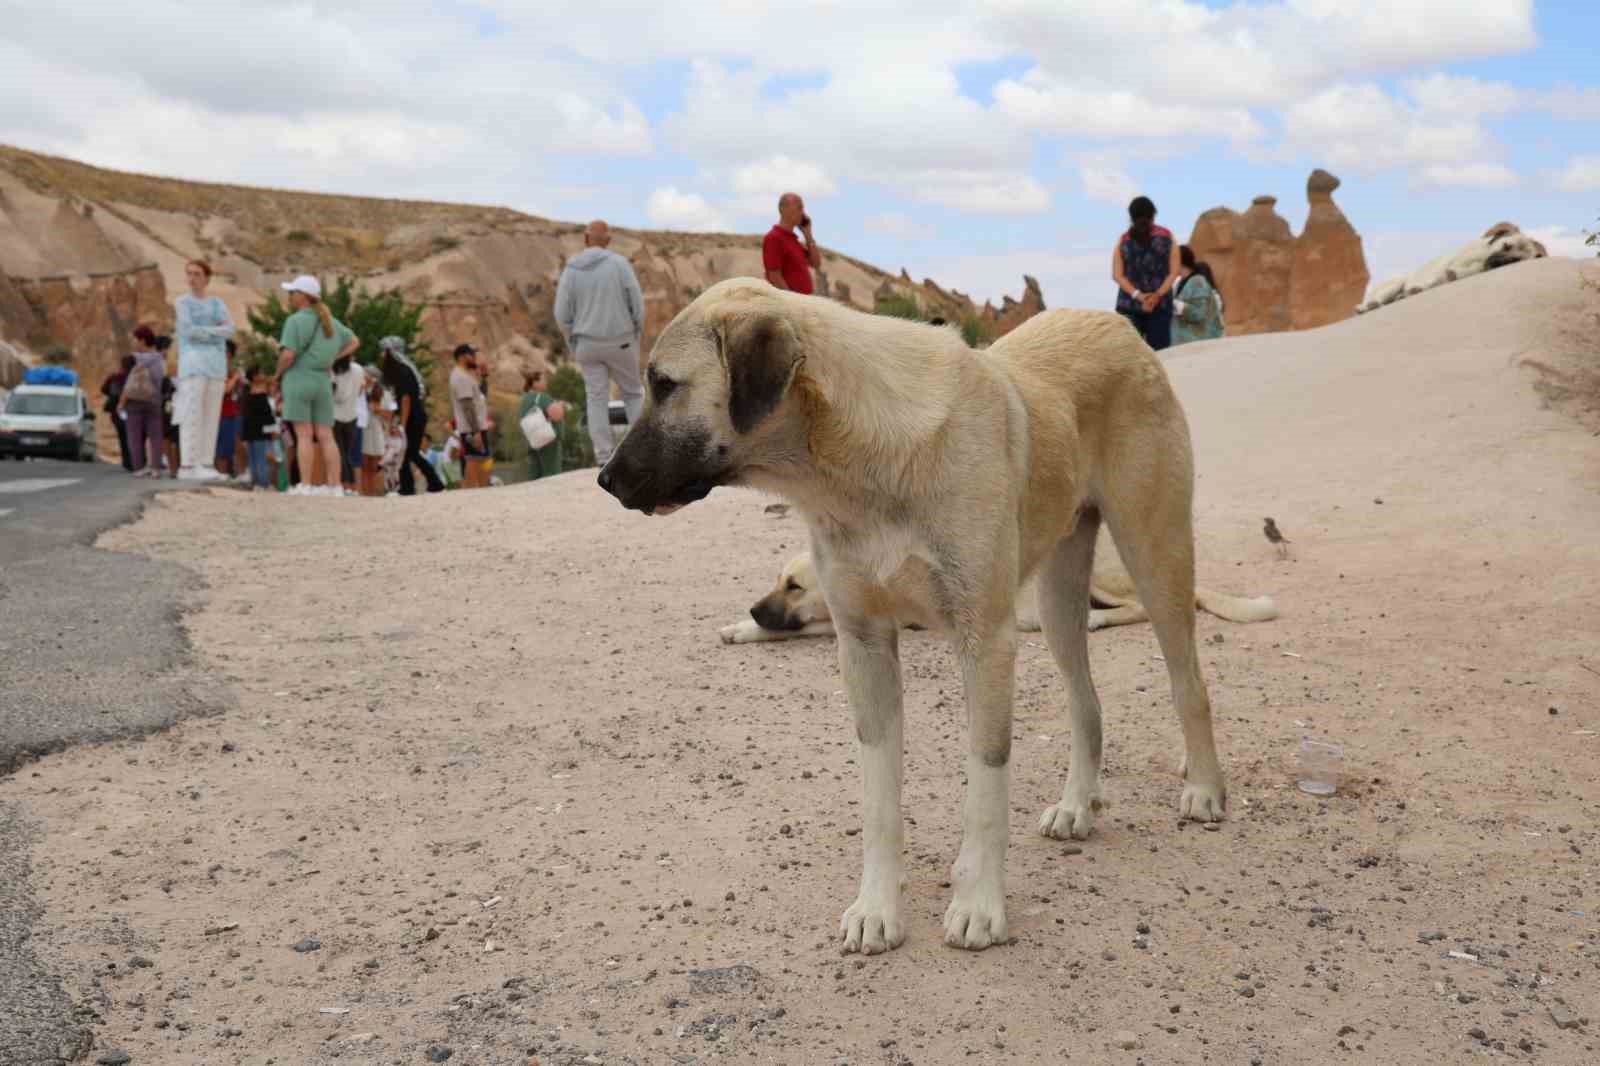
[246, 275, 434, 379]
[432, 236, 462, 252]
[873, 293, 924, 321]
[547, 364, 595, 469]
[285, 230, 312, 243]
[960, 312, 994, 348]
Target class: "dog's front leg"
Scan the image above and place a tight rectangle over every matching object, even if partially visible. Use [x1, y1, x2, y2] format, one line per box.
[836, 615, 906, 955]
[944, 624, 1015, 950]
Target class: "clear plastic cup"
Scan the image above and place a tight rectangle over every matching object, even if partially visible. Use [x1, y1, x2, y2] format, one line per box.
[1297, 737, 1343, 796]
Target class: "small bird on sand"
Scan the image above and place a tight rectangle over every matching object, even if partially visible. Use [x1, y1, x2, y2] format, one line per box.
[1263, 517, 1290, 558]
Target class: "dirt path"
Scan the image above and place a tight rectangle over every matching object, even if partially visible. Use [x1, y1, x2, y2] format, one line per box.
[3, 259, 1598, 1066]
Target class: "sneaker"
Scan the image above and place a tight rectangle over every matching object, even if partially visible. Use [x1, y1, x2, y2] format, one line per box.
[286, 484, 313, 497]
[196, 468, 226, 482]
[177, 466, 206, 481]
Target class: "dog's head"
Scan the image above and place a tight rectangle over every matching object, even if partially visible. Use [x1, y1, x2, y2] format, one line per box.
[1483, 231, 1544, 272]
[749, 552, 830, 631]
[597, 280, 809, 516]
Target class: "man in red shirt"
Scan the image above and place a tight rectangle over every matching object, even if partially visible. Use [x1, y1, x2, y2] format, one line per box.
[762, 192, 820, 295]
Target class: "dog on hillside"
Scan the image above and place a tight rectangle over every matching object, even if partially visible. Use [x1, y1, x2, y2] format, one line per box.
[598, 278, 1229, 954]
[1359, 223, 1547, 313]
[719, 532, 1278, 644]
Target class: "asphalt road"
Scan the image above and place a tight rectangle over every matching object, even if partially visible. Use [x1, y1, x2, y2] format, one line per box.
[1, 457, 222, 1065]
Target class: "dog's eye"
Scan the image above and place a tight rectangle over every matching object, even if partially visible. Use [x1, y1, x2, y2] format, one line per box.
[648, 369, 677, 404]
[785, 579, 802, 592]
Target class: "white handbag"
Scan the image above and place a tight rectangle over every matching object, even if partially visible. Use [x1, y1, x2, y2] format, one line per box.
[519, 404, 556, 449]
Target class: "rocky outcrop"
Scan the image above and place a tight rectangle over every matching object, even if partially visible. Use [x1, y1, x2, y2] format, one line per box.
[1290, 170, 1370, 330]
[1188, 170, 1368, 335]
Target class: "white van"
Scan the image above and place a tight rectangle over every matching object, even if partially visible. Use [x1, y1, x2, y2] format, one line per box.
[0, 384, 98, 462]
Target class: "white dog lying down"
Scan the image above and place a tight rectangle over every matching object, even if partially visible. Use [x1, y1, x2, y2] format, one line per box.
[1359, 223, 1546, 313]
[721, 529, 1278, 644]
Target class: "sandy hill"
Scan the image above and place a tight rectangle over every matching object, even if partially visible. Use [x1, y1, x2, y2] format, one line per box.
[0, 145, 1042, 417]
[21, 254, 1598, 1065]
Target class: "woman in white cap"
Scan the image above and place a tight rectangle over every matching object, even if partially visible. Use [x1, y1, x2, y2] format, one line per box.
[272, 275, 359, 496]
[174, 259, 235, 480]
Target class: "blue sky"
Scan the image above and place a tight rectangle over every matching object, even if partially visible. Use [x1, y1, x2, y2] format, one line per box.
[1, 1, 1595, 310]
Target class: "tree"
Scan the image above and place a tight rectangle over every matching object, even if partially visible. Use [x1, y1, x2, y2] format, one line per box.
[246, 275, 434, 380]
[547, 363, 596, 470]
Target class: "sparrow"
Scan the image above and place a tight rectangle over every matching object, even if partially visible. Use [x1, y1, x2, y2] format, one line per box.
[1263, 517, 1290, 558]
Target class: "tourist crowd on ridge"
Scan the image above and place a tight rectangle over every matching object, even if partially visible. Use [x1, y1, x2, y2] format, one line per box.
[24, 191, 1224, 487]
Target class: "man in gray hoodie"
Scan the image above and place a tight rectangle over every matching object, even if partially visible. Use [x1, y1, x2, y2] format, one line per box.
[554, 220, 646, 465]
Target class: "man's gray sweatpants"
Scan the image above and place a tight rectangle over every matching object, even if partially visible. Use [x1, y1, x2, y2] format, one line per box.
[575, 336, 645, 465]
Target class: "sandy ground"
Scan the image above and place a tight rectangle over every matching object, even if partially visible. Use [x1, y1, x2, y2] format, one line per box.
[4, 257, 1599, 1066]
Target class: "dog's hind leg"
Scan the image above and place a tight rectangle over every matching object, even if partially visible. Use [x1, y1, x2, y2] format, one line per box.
[1036, 511, 1106, 840]
[833, 608, 908, 955]
[1102, 466, 1227, 823]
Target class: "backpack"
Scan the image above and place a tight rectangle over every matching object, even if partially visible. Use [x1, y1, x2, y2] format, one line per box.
[124, 361, 156, 404]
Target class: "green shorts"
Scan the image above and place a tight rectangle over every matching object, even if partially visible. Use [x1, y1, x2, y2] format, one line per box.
[281, 369, 334, 425]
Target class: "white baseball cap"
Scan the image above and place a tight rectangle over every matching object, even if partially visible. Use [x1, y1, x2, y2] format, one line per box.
[281, 274, 321, 299]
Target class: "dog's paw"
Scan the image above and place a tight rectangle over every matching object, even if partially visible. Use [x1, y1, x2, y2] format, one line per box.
[719, 619, 767, 645]
[1037, 789, 1104, 840]
[1086, 609, 1108, 632]
[943, 887, 1008, 951]
[1179, 779, 1226, 823]
[840, 892, 905, 955]
[718, 623, 740, 644]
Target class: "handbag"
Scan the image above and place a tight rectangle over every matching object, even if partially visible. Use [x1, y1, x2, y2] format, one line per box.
[520, 402, 556, 449]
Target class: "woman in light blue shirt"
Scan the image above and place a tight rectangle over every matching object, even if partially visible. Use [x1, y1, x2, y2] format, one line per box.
[174, 259, 235, 480]
[1172, 245, 1225, 345]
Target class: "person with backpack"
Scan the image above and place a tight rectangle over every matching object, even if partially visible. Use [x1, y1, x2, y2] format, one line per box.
[101, 357, 134, 470]
[118, 326, 166, 477]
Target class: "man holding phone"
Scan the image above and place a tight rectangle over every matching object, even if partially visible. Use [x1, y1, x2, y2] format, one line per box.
[762, 192, 820, 295]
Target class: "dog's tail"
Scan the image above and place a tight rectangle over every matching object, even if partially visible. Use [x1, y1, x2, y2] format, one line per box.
[1195, 588, 1279, 624]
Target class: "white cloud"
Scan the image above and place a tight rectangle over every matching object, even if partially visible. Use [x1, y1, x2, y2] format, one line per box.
[1080, 164, 1139, 207]
[727, 156, 837, 217]
[663, 59, 1042, 216]
[645, 187, 730, 233]
[981, 0, 1536, 107]
[995, 73, 1265, 143]
[1414, 162, 1519, 190]
[1276, 82, 1507, 177]
[1402, 73, 1525, 118]
[1549, 156, 1600, 193]
[904, 172, 1051, 215]
[863, 213, 936, 241]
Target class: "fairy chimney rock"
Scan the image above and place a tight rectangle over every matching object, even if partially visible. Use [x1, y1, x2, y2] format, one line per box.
[1189, 170, 1367, 336]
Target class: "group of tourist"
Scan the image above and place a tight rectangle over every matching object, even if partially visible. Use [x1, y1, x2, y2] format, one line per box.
[1111, 195, 1226, 350]
[94, 190, 1221, 494]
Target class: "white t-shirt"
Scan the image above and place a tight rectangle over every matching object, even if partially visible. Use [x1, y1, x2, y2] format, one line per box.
[332, 363, 366, 422]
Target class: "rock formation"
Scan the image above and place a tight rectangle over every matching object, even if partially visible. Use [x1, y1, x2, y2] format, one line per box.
[0, 144, 1044, 457]
[1188, 170, 1368, 336]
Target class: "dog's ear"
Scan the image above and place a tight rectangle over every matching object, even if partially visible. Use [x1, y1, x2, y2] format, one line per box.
[721, 313, 803, 434]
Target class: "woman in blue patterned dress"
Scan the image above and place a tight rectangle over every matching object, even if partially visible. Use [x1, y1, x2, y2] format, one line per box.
[1111, 195, 1181, 351]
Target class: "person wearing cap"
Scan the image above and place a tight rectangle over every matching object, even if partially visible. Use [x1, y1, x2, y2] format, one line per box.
[378, 335, 444, 494]
[449, 343, 491, 488]
[274, 274, 359, 496]
[174, 259, 235, 481]
[554, 219, 645, 465]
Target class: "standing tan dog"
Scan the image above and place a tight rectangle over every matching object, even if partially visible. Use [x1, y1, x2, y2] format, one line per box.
[598, 278, 1227, 954]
